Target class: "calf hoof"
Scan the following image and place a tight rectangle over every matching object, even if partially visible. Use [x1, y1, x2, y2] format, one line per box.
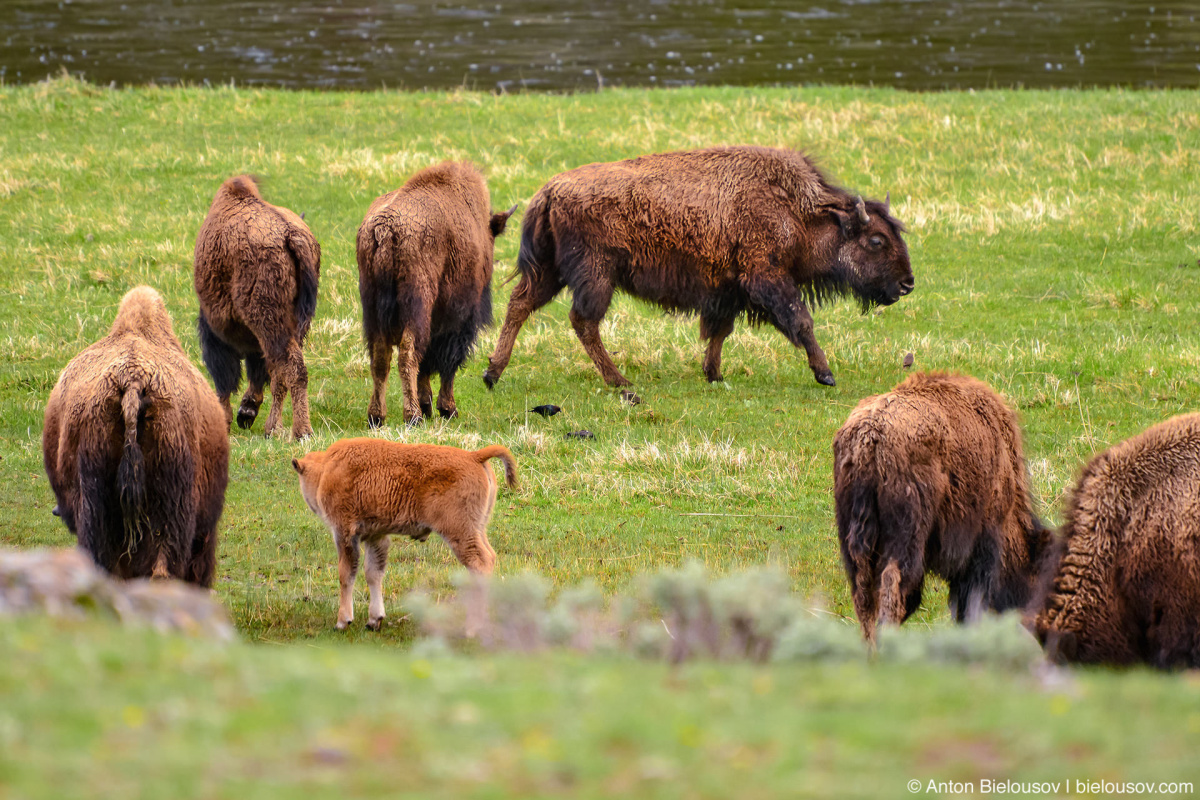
[482, 368, 499, 390]
[336, 619, 352, 631]
[366, 616, 385, 632]
[438, 405, 458, 420]
[368, 414, 385, 429]
[236, 407, 258, 429]
[814, 371, 837, 387]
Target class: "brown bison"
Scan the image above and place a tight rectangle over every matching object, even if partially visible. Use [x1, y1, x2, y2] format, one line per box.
[357, 161, 516, 426]
[482, 145, 912, 390]
[42, 287, 230, 587]
[833, 372, 1050, 643]
[1031, 413, 1200, 668]
[194, 175, 320, 439]
[293, 438, 518, 629]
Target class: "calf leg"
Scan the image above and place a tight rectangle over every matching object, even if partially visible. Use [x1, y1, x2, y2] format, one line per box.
[699, 315, 737, 383]
[334, 527, 362, 630]
[367, 337, 392, 428]
[236, 352, 268, 431]
[364, 536, 391, 631]
[484, 269, 565, 388]
[744, 276, 835, 386]
[197, 312, 242, 427]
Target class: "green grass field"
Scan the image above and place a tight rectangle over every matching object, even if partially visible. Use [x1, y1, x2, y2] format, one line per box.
[1, 77, 1199, 795]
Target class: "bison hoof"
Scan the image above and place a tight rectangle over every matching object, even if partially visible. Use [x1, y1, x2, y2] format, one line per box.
[236, 407, 258, 429]
[336, 619, 352, 630]
[368, 414, 385, 429]
[482, 369, 499, 390]
[366, 617, 384, 631]
[815, 372, 837, 387]
[419, 401, 434, 419]
[438, 406, 458, 420]
[406, 415, 425, 428]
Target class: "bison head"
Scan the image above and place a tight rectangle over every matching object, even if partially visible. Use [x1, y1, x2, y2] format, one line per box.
[828, 195, 913, 309]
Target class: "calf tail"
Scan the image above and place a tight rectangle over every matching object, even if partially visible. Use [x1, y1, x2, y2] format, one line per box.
[288, 229, 321, 341]
[118, 384, 148, 543]
[474, 445, 518, 489]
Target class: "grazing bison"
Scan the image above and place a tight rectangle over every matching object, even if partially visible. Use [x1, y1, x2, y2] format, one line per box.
[42, 287, 230, 587]
[833, 372, 1050, 643]
[483, 145, 912, 390]
[357, 161, 516, 426]
[1031, 414, 1200, 668]
[194, 175, 320, 439]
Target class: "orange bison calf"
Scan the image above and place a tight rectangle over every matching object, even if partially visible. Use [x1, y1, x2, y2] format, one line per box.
[1031, 413, 1200, 668]
[194, 175, 320, 439]
[484, 145, 912, 390]
[43, 287, 230, 586]
[833, 372, 1050, 643]
[293, 438, 517, 630]
[357, 161, 515, 426]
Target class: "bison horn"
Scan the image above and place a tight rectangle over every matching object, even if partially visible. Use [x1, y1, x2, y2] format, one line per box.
[884, 192, 891, 214]
[855, 196, 869, 225]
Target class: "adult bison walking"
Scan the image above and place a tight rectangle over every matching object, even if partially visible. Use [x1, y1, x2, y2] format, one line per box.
[194, 175, 320, 440]
[483, 145, 912, 389]
[43, 287, 229, 587]
[357, 161, 515, 426]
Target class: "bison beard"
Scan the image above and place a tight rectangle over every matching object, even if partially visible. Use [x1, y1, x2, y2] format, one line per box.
[483, 145, 913, 390]
[1030, 412, 1200, 668]
[833, 372, 1049, 643]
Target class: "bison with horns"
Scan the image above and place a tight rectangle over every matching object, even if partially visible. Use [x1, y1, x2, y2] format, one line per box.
[1031, 413, 1200, 668]
[42, 286, 230, 586]
[483, 145, 912, 390]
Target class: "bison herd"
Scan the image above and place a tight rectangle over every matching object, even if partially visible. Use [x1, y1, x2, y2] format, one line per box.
[37, 145, 1200, 669]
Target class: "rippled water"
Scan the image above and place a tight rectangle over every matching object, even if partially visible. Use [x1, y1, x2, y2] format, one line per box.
[3, 1, 1199, 91]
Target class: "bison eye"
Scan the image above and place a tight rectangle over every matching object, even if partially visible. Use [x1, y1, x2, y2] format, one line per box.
[867, 235, 885, 250]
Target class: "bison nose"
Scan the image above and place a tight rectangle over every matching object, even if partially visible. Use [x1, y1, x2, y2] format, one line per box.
[898, 278, 915, 296]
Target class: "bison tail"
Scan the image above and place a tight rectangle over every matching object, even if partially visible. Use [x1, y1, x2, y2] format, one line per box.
[288, 230, 321, 341]
[475, 445, 519, 489]
[118, 384, 148, 544]
[836, 476, 884, 644]
[507, 190, 553, 290]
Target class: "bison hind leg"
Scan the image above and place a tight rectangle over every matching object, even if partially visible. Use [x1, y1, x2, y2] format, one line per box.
[236, 352, 268, 430]
[198, 313, 242, 426]
[417, 372, 434, 420]
[948, 532, 1001, 624]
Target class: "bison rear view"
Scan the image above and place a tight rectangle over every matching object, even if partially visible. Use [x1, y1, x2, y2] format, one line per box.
[484, 145, 913, 390]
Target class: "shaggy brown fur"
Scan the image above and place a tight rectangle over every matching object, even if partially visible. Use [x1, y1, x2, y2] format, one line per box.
[357, 162, 515, 426]
[194, 175, 320, 439]
[833, 372, 1049, 643]
[42, 287, 230, 586]
[1030, 413, 1200, 668]
[483, 145, 912, 390]
[292, 437, 518, 629]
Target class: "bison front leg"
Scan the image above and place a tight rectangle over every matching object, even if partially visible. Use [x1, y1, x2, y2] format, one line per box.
[417, 373, 434, 420]
[745, 279, 835, 386]
[699, 315, 737, 383]
[437, 369, 458, 419]
[367, 338, 392, 428]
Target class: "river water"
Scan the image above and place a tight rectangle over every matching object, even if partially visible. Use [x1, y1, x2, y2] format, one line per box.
[2, 1, 1198, 91]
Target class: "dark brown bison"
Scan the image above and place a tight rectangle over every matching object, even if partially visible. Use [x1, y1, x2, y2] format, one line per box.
[482, 145, 912, 390]
[833, 372, 1050, 643]
[194, 175, 320, 439]
[357, 161, 515, 426]
[1031, 413, 1200, 668]
[42, 286, 230, 587]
